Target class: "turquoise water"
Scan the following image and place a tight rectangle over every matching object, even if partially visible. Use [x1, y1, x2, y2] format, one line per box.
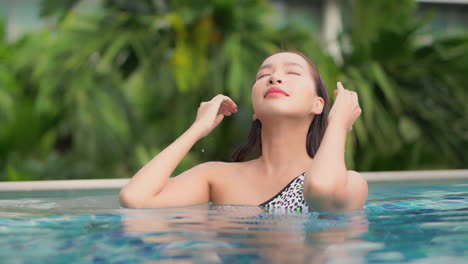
[0, 179, 467, 263]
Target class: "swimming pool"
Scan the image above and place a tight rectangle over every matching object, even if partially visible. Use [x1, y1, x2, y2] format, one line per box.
[0, 179, 466, 263]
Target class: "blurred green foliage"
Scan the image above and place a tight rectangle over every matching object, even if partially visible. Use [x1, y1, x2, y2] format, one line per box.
[0, 0, 467, 181]
[335, 0, 468, 170]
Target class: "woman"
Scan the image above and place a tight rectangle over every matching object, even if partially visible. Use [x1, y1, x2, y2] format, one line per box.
[119, 51, 368, 212]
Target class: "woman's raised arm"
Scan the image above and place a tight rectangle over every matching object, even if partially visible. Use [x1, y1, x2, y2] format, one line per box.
[119, 95, 237, 209]
[304, 82, 368, 212]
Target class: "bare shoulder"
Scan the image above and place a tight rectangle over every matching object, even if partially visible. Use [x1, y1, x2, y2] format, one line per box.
[178, 160, 245, 180]
[189, 161, 240, 172]
[192, 161, 231, 170]
[345, 170, 369, 210]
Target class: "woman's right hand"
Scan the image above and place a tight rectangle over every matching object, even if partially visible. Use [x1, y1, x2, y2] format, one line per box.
[192, 94, 238, 139]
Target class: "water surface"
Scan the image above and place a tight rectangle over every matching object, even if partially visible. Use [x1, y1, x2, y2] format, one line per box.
[0, 179, 467, 263]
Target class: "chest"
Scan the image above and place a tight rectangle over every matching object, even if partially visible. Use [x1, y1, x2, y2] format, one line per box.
[259, 175, 309, 213]
[208, 171, 305, 207]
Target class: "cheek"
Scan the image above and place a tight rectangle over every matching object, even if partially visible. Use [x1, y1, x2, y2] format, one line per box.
[294, 80, 316, 100]
[251, 81, 264, 104]
[291, 84, 318, 112]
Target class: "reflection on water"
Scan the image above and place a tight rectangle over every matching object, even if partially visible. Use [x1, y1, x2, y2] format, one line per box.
[0, 201, 370, 263]
[120, 204, 370, 263]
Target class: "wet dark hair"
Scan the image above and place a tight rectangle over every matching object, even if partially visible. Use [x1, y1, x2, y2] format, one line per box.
[231, 51, 330, 162]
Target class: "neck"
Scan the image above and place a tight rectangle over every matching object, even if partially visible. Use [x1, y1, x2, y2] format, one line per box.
[257, 117, 313, 178]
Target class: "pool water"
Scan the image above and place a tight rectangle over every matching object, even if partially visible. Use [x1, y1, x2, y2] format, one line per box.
[0, 180, 467, 263]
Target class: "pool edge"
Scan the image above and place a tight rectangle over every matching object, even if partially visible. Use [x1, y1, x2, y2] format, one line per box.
[0, 169, 467, 191]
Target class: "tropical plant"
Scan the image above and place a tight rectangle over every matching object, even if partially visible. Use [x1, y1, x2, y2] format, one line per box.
[319, 0, 468, 170]
[0, 0, 320, 180]
[1, 0, 467, 181]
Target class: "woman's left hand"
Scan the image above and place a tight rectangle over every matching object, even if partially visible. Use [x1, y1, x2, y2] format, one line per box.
[328, 82, 362, 132]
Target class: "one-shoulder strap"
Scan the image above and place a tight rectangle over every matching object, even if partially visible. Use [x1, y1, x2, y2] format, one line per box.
[259, 172, 305, 206]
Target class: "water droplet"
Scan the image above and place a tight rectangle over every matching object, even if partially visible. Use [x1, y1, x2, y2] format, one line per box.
[201, 149, 205, 153]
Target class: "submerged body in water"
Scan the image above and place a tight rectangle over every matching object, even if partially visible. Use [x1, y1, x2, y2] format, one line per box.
[0, 179, 466, 263]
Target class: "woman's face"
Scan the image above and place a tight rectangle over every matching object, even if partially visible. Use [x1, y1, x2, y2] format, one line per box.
[252, 52, 324, 121]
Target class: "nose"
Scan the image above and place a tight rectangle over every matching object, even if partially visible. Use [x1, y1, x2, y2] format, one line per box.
[268, 76, 282, 85]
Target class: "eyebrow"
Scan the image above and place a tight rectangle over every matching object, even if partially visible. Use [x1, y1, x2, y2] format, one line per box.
[259, 62, 305, 71]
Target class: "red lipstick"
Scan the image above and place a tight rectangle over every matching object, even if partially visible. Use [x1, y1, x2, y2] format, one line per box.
[264, 87, 289, 98]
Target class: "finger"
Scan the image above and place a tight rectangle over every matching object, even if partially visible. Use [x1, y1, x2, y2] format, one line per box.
[350, 91, 358, 103]
[211, 94, 226, 105]
[220, 111, 231, 116]
[221, 100, 237, 110]
[224, 98, 238, 110]
[219, 103, 236, 114]
[212, 94, 232, 104]
[212, 94, 225, 101]
[214, 95, 237, 111]
[221, 102, 238, 115]
[337, 81, 345, 91]
[218, 106, 231, 116]
[220, 102, 237, 114]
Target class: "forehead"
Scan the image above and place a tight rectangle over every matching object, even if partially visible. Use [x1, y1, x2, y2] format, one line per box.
[260, 52, 308, 68]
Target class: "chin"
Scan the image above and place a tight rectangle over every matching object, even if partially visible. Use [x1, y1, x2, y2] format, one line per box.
[253, 99, 310, 119]
[257, 109, 308, 121]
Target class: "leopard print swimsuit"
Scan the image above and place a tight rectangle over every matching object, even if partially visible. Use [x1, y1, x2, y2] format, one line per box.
[259, 173, 310, 213]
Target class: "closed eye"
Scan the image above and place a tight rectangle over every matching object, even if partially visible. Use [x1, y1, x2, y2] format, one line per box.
[257, 74, 270, 80]
[288, 72, 301, 75]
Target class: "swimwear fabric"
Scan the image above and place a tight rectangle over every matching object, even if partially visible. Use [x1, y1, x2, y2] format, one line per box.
[259, 173, 310, 213]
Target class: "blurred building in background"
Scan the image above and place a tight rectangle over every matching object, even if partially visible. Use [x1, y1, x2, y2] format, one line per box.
[2, 0, 468, 41]
[1, 0, 44, 40]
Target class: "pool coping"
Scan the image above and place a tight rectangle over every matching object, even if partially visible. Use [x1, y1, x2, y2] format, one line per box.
[0, 169, 467, 191]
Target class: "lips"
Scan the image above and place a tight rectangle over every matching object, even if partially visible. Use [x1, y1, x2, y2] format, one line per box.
[264, 87, 289, 98]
